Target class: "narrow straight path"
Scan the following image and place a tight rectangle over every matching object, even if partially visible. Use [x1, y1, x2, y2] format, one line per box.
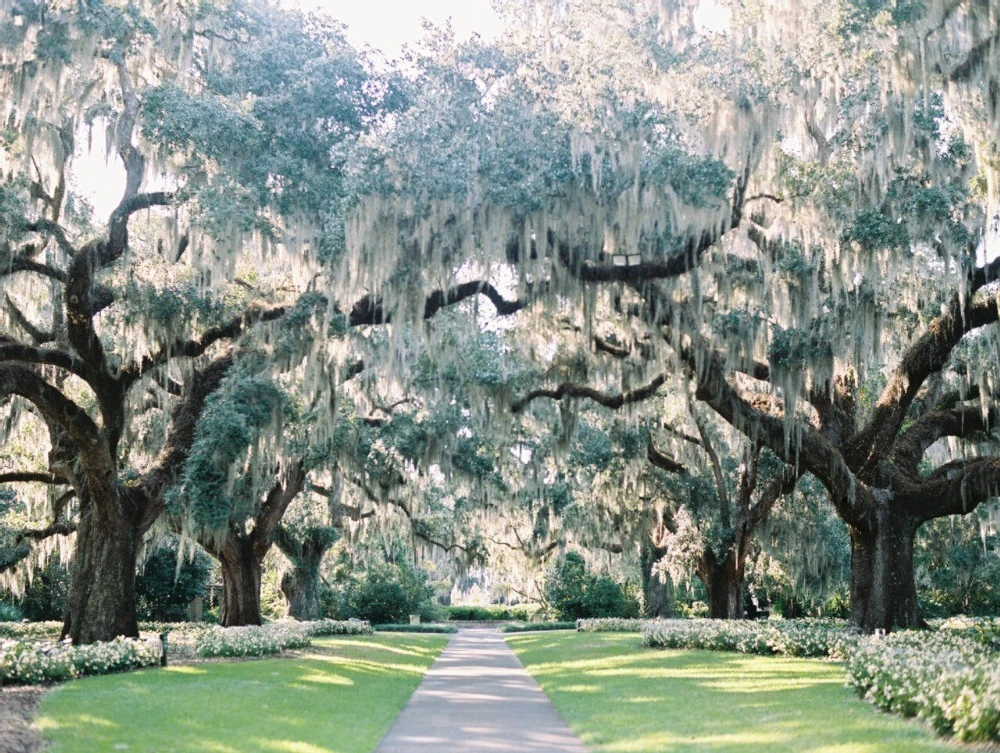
[374, 629, 589, 753]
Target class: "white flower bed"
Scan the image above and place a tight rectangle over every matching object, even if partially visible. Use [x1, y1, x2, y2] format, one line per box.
[0, 621, 63, 640]
[0, 636, 161, 685]
[301, 618, 373, 636]
[195, 621, 313, 658]
[845, 631, 1000, 742]
[577, 618, 651, 632]
[641, 618, 860, 658]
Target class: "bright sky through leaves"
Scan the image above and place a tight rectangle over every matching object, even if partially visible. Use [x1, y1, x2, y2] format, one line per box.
[285, 0, 504, 58]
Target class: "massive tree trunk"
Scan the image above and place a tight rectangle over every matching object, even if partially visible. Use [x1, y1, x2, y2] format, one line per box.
[849, 502, 923, 632]
[281, 566, 321, 621]
[697, 547, 745, 620]
[62, 484, 142, 644]
[218, 537, 264, 627]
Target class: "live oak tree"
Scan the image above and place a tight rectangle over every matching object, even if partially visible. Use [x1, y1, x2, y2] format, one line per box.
[342, 0, 1000, 631]
[0, 0, 381, 642]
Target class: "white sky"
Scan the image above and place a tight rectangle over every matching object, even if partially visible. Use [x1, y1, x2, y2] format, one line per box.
[285, 0, 504, 58]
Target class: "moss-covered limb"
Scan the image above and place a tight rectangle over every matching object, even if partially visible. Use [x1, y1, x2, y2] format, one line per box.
[0, 342, 89, 379]
[695, 414, 731, 527]
[847, 261, 1000, 478]
[0, 251, 67, 282]
[810, 377, 858, 447]
[0, 471, 66, 485]
[120, 304, 289, 389]
[138, 354, 235, 531]
[252, 462, 307, 559]
[0, 365, 103, 465]
[947, 24, 1000, 83]
[4, 293, 53, 344]
[555, 165, 752, 285]
[897, 457, 1000, 521]
[645, 440, 687, 475]
[347, 279, 534, 327]
[893, 403, 998, 475]
[21, 219, 77, 261]
[508, 373, 667, 415]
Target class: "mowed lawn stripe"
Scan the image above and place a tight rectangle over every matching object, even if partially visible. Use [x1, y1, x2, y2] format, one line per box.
[508, 632, 957, 753]
[36, 634, 448, 753]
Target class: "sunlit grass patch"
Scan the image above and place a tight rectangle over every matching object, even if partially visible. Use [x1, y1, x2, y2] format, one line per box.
[508, 632, 957, 753]
[37, 634, 448, 753]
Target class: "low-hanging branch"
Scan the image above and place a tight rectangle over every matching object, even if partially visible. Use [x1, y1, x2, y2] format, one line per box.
[646, 440, 687, 475]
[121, 304, 289, 388]
[0, 364, 103, 455]
[509, 373, 667, 414]
[0, 342, 89, 379]
[23, 219, 77, 259]
[0, 471, 68, 485]
[0, 249, 70, 283]
[564, 166, 751, 285]
[5, 294, 53, 345]
[847, 256, 1000, 477]
[348, 279, 532, 327]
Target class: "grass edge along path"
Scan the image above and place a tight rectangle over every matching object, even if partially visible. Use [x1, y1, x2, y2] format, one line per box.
[507, 631, 962, 753]
[36, 633, 449, 753]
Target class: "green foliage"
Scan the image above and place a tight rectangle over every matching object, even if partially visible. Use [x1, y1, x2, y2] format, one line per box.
[19, 559, 70, 622]
[331, 562, 436, 625]
[916, 507, 1000, 618]
[544, 552, 639, 620]
[169, 363, 286, 532]
[135, 537, 212, 622]
[0, 600, 24, 621]
[767, 326, 833, 372]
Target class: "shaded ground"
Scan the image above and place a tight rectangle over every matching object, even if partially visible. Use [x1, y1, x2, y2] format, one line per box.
[0, 686, 46, 753]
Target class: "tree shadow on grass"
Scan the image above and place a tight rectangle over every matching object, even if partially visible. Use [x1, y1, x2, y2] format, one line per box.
[510, 634, 959, 753]
[36, 635, 448, 753]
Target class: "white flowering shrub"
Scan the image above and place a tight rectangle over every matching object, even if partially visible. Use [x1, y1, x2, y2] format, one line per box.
[0, 636, 160, 685]
[195, 622, 313, 658]
[577, 618, 651, 632]
[845, 631, 1000, 742]
[641, 618, 860, 658]
[301, 618, 373, 636]
[0, 621, 63, 640]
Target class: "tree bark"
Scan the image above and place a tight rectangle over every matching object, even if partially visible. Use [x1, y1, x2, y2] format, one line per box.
[639, 539, 674, 617]
[849, 502, 924, 631]
[281, 566, 321, 621]
[62, 483, 141, 643]
[218, 538, 264, 627]
[698, 547, 745, 620]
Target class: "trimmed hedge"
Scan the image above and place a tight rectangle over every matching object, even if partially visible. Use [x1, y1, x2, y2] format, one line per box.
[446, 605, 534, 621]
[499, 621, 577, 633]
[373, 623, 458, 634]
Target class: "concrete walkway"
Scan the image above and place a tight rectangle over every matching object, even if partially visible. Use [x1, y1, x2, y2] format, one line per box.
[374, 629, 589, 753]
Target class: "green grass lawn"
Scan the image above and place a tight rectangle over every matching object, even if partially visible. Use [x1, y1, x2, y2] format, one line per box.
[508, 632, 959, 753]
[36, 634, 448, 753]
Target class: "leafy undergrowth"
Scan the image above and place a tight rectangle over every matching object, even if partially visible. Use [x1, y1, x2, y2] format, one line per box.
[37, 634, 448, 753]
[508, 632, 958, 753]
